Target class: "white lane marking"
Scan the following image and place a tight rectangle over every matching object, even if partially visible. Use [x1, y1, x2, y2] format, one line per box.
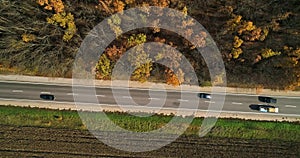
[12, 90, 23, 93]
[285, 105, 297, 108]
[204, 101, 215, 104]
[232, 102, 243, 105]
[40, 92, 51, 94]
[67, 93, 78, 96]
[148, 98, 160, 100]
[97, 95, 106, 97]
[178, 99, 189, 102]
[122, 96, 132, 99]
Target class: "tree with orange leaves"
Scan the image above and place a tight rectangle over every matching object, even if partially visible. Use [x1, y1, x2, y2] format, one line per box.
[37, 0, 64, 13]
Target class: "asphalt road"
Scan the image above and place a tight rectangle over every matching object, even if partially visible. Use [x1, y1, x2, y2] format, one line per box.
[0, 81, 299, 116]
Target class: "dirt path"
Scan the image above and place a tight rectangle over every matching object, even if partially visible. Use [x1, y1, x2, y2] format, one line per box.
[0, 125, 299, 157]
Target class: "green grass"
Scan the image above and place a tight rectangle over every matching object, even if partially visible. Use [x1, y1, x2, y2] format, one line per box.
[0, 105, 299, 142]
[0, 105, 84, 129]
[209, 119, 300, 141]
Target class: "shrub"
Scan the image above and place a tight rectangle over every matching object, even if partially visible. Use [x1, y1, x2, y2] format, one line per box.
[233, 36, 243, 48]
[95, 54, 112, 79]
[21, 34, 36, 43]
[127, 33, 147, 47]
[261, 48, 281, 59]
[201, 81, 212, 87]
[231, 48, 243, 59]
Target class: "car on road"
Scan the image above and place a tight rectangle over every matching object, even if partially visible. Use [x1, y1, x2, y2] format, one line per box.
[40, 93, 55, 100]
[258, 105, 279, 113]
[258, 96, 277, 103]
[198, 93, 211, 99]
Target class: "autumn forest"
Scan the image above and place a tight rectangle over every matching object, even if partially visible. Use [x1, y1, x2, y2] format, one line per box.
[0, 0, 300, 90]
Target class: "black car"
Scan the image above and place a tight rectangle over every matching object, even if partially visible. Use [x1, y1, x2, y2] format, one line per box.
[258, 96, 277, 103]
[198, 93, 211, 99]
[40, 93, 55, 100]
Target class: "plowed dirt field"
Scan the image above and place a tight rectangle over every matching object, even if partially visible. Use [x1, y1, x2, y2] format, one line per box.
[0, 125, 299, 157]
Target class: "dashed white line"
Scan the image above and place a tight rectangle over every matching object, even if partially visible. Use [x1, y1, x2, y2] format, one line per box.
[40, 92, 51, 94]
[12, 90, 23, 93]
[148, 98, 160, 100]
[232, 102, 243, 105]
[178, 99, 189, 102]
[67, 93, 78, 96]
[285, 105, 297, 108]
[204, 101, 215, 104]
[97, 95, 106, 97]
[122, 96, 132, 99]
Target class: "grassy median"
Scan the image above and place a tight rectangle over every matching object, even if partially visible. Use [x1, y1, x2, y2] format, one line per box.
[0, 105, 299, 142]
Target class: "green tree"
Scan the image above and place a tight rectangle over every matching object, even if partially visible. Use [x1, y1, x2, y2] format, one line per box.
[47, 12, 77, 41]
[132, 62, 152, 83]
[127, 33, 147, 47]
[128, 46, 152, 82]
[95, 54, 112, 79]
[108, 14, 122, 37]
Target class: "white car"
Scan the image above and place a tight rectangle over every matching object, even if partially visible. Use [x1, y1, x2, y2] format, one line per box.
[259, 105, 279, 113]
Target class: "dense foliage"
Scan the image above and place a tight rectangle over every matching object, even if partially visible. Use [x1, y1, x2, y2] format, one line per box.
[0, 0, 299, 89]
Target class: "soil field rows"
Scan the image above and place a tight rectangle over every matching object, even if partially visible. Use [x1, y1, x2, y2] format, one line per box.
[0, 125, 299, 157]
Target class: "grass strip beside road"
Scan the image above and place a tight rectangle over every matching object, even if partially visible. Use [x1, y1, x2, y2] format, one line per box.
[1, 105, 299, 142]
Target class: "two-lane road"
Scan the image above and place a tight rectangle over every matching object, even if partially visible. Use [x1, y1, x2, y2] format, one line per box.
[0, 81, 299, 116]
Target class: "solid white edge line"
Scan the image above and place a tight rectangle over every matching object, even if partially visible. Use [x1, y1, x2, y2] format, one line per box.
[0, 98, 300, 117]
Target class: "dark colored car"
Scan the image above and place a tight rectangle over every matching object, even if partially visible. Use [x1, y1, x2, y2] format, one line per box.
[40, 94, 55, 100]
[198, 93, 211, 99]
[258, 96, 277, 103]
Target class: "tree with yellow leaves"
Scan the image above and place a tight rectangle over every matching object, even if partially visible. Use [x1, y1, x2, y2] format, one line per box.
[37, 0, 76, 41]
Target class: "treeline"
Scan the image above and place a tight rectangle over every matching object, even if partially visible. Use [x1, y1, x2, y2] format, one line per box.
[0, 0, 299, 90]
